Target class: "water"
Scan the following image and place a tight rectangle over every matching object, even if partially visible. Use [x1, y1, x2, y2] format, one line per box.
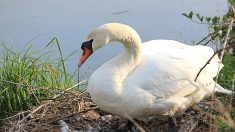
[0, 0, 228, 79]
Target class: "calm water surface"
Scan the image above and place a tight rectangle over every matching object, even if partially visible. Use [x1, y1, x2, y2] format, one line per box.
[0, 0, 228, 79]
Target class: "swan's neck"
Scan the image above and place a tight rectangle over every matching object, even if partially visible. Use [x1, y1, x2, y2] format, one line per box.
[89, 23, 143, 92]
[107, 23, 143, 67]
[104, 32, 142, 89]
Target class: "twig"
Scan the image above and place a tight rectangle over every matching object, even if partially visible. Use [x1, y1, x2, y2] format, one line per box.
[124, 114, 146, 132]
[10, 102, 49, 131]
[218, 20, 234, 62]
[64, 80, 87, 92]
[0, 110, 30, 121]
[194, 44, 235, 82]
[214, 99, 235, 129]
[49, 106, 98, 124]
[51, 80, 87, 99]
[195, 29, 222, 45]
[202, 34, 219, 46]
[232, 6, 235, 19]
[229, 74, 235, 110]
[189, 121, 198, 132]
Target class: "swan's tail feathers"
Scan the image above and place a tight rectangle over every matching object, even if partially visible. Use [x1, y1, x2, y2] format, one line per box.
[215, 83, 233, 94]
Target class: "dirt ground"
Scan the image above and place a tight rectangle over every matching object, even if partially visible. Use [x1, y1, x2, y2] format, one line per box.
[1, 91, 234, 132]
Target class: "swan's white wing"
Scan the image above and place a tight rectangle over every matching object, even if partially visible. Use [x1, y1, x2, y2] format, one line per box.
[124, 40, 220, 99]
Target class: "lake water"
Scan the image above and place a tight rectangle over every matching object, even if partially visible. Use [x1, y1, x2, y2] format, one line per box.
[0, 0, 228, 80]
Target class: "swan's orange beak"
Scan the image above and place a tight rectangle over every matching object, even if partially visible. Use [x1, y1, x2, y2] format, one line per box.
[78, 47, 92, 67]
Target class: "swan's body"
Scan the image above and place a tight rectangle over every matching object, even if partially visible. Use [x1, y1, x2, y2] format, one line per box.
[79, 23, 232, 118]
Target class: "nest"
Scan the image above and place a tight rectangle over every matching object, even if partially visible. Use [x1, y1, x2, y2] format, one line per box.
[1, 91, 234, 132]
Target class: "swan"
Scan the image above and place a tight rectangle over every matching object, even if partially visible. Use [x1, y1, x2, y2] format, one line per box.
[78, 23, 232, 118]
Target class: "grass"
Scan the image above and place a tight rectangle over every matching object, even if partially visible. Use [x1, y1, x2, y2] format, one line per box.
[218, 54, 235, 90]
[217, 53, 235, 131]
[217, 54, 235, 104]
[0, 37, 78, 120]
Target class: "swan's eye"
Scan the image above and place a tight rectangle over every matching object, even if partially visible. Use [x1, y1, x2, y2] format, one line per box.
[81, 39, 93, 53]
[89, 39, 94, 43]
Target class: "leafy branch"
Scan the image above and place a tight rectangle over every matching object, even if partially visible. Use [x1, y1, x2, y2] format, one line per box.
[182, 11, 221, 26]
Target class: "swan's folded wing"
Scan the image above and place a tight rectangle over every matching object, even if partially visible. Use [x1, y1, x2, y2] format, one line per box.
[125, 40, 220, 99]
[124, 54, 198, 99]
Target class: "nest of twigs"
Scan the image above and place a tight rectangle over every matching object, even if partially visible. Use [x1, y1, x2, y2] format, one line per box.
[1, 91, 234, 132]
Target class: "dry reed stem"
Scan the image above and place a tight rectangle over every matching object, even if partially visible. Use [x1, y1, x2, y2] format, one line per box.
[192, 99, 234, 131]
[2, 80, 87, 131]
[124, 114, 146, 132]
[215, 99, 235, 129]
[0, 111, 30, 122]
[50, 106, 98, 124]
[52, 80, 87, 100]
[229, 74, 235, 110]
[7, 92, 90, 131]
[9, 102, 49, 131]
[188, 121, 198, 132]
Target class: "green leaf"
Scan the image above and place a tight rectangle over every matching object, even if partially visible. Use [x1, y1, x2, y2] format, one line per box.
[200, 16, 204, 22]
[196, 13, 201, 20]
[206, 17, 211, 23]
[182, 13, 189, 18]
[213, 25, 220, 31]
[182, 11, 194, 19]
[188, 11, 193, 19]
[212, 16, 220, 24]
[196, 13, 204, 22]
[229, 0, 235, 5]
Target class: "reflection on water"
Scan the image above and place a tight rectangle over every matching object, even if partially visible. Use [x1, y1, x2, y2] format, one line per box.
[0, 0, 228, 79]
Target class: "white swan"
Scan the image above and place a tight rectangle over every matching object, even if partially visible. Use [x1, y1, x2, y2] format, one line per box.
[79, 23, 232, 118]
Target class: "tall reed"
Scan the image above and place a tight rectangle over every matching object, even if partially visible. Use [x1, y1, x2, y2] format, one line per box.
[0, 37, 77, 119]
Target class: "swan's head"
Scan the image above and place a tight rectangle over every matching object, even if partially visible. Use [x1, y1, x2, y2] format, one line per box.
[78, 24, 114, 67]
[78, 23, 141, 67]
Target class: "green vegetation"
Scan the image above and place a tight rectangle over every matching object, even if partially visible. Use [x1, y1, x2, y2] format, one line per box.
[218, 54, 235, 91]
[218, 54, 235, 131]
[0, 37, 78, 119]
